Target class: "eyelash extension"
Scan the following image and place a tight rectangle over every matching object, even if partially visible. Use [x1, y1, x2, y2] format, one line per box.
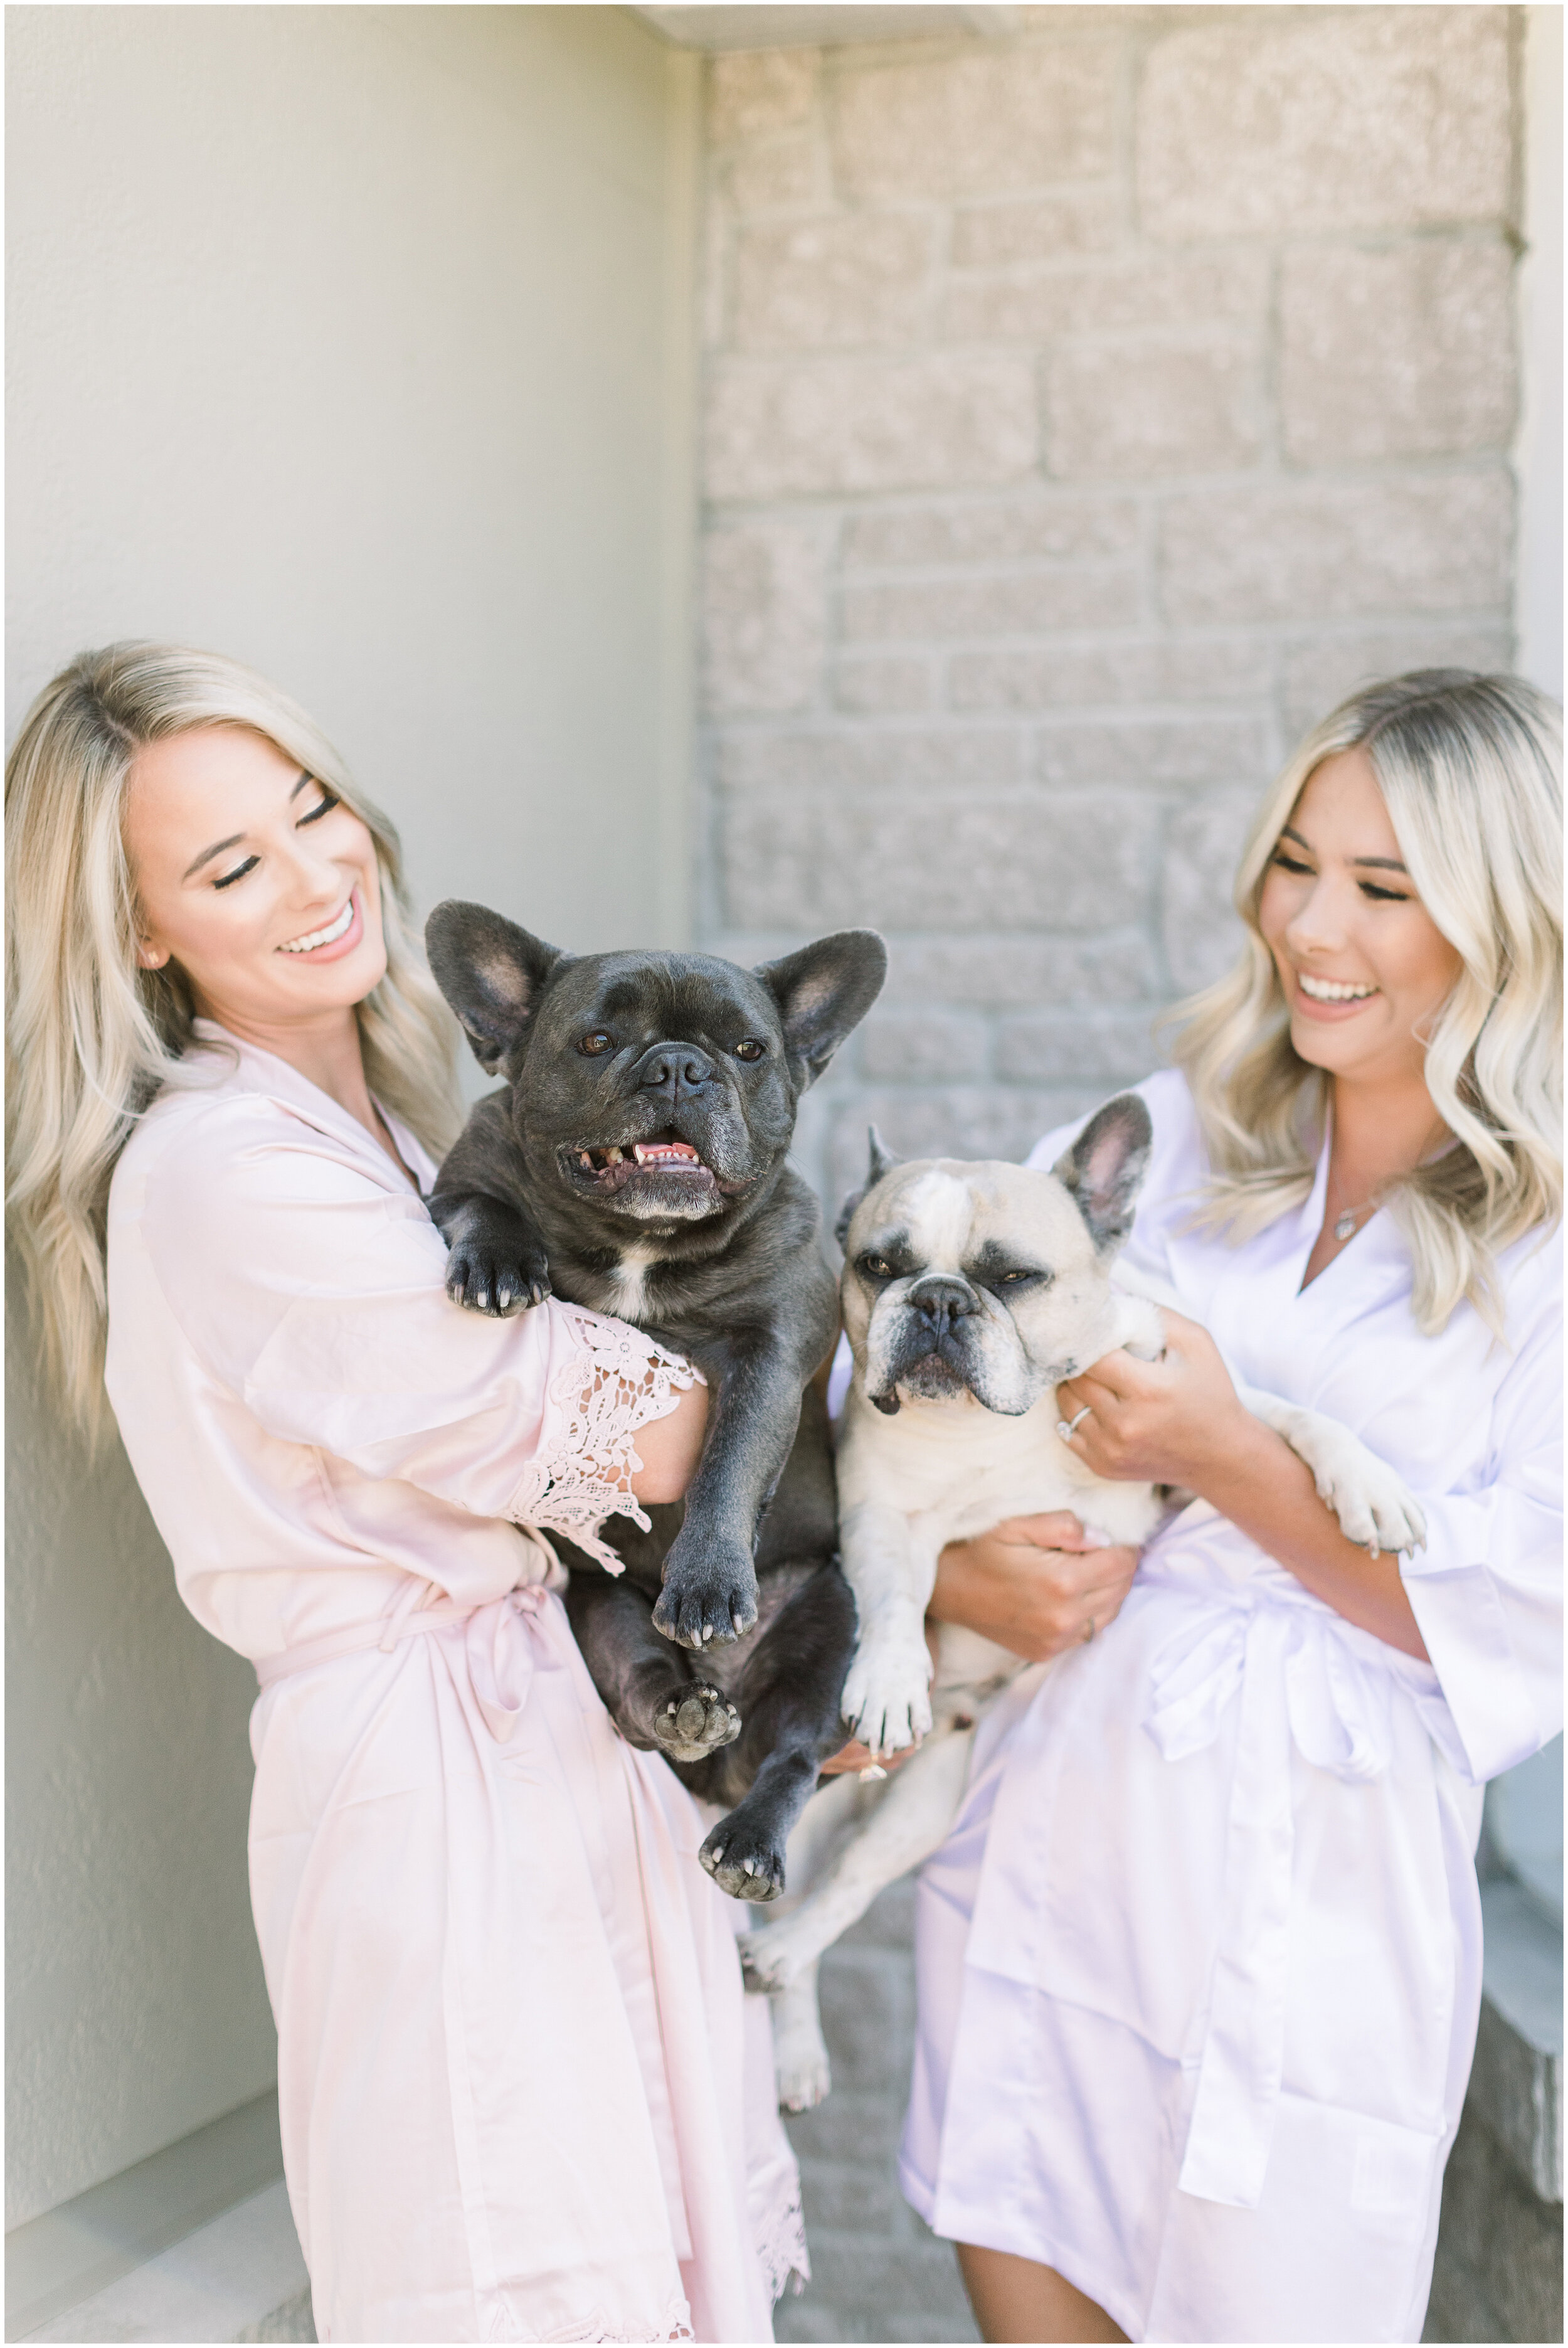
[1272, 849, 1410, 903]
[211, 789, 340, 888]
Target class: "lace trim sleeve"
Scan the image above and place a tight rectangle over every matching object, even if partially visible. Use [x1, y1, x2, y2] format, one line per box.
[509, 1307, 701, 1575]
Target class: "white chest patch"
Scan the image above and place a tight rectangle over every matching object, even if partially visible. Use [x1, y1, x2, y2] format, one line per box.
[604, 1245, 659, 1323]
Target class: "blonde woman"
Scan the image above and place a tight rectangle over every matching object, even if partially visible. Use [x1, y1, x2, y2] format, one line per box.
[6, 642, 805, 2344]
[901, 672, 1562, 2345]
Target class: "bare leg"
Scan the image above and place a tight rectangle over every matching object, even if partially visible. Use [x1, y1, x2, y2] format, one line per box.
[956, 2246, 1126, 2345]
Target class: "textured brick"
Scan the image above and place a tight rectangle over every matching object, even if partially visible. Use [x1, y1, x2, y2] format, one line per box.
[1035, 715, 1268, 789]
[1161, 788, 1258, 992]
[709, 47, 819, 145]
[827, 1087, 1108, 1200]
[832, 658, 933, 715]
[733, 215, 935, 351]
[995, 1008, 1159, 1080]
[1160, 472, 1513, 626]
[861, 1008, 992, 1081]
[832, 41, 1118, 201]
[721, 137, 820, 214]
[1281, 239, 1517, 463]
[717, 727, 1018, 797]
[1280, 625, 1513, 741]
[705, 354, 1038, 499]
[843, 568, 1139, 644]
[1047, 339, 1261, 479]
[942, 250, 1268, 343]
[1136, 8, 1512, 240]
[951, 189, 1122, 268]
[882, 930, 1163, 1009]
[846, 496, 1138, 569]
[951, 636, 1265, 711]
[702, 526, 827, 714]
[721, 791, 1151, 930]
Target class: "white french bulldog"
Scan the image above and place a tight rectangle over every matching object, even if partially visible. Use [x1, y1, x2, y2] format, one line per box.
[739, 1093, 1426, 2110]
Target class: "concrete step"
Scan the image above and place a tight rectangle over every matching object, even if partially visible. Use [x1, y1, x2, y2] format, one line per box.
[6, 2091, 311, 2345]
[18, 2184, 312, 2345]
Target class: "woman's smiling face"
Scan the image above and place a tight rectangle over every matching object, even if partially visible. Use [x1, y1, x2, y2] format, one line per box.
[1258, 745, 1463, 1094]
[123, 725, 388, 1034]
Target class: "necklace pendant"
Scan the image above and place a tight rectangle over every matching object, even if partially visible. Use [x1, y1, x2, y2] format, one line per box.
[1333, 1210, 1358, 1241]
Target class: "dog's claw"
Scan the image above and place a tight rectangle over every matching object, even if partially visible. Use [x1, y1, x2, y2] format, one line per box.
[444, 1245, 551, 1319]
[699, 1819, 786, 1903]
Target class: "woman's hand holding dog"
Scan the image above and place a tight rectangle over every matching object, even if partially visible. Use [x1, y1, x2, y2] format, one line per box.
[1054, 1309, 1250, 1490]
[928, 1511, 1140, 1661]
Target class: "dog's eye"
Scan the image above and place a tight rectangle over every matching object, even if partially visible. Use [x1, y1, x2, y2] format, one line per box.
[734, 1038, 766, 1063]
[995, 1268, 1046, 1288]
[858, 1254, 895, 1280]
[578, 1031, 614, 1056]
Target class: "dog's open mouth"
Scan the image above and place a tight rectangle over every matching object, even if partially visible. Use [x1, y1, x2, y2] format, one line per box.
[564, 1130, 720, 1198]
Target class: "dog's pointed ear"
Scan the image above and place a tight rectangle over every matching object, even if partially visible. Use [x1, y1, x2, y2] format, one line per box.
[425, 901, 564, 1075]
[1051, 1093, 1153, 1256]
[754, 929, 887, 1090]
[834, 1124, 901, 1247]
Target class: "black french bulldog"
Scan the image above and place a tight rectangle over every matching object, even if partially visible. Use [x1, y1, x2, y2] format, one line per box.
[424, 902, 887, 1899]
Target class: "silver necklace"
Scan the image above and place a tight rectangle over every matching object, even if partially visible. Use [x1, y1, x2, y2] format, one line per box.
[1332, 1196, 1377, 1243]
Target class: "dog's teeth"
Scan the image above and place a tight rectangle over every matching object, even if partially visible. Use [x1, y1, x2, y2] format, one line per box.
[605, 1145, 623, 1164]
[580, 1152, 593, 1168]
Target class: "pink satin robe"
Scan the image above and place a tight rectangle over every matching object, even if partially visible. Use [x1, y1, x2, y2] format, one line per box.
[105, 1024, 803, 2344]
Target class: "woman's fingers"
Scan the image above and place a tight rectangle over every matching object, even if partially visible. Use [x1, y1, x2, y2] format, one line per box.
[990, 1509, 1093, 1551]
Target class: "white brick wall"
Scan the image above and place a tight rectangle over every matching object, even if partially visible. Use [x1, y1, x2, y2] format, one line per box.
[693, 8, 1519, 1216]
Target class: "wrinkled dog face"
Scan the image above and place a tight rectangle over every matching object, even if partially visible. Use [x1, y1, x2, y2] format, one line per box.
[426, 903, 886, 1231]
[838, 1095, 1153, 1416]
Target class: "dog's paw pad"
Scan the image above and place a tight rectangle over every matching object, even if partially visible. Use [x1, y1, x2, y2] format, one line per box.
[654, 1686, 741, 1763]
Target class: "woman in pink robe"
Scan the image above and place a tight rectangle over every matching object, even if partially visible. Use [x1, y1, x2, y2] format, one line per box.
[7, 644, 805, 2344]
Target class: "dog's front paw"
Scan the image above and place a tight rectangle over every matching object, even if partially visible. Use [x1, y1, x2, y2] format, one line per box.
[652, 1684, 742, 1763]
[1284, 1417, 1427, 1558]
[444, 1240, 551, 1318]
[700, 1815, 786, 1903]
[840, 1642, 933, 1758]
[652, 1529, 760, 1649]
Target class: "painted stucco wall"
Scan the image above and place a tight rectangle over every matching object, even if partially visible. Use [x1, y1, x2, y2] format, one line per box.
[6, 3, 698, 2226]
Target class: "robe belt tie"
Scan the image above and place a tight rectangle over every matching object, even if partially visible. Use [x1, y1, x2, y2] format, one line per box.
[253, 1529, 564, 1745]
[1140, 1577, 1397, 2211]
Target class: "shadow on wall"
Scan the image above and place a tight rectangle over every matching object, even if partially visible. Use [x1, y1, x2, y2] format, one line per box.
[4, 1248, 276, 2232]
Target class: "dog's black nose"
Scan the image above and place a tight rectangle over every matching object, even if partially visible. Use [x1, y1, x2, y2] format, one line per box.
[908, 1276, 980, 1331]
[635, 1040, 716, 1099]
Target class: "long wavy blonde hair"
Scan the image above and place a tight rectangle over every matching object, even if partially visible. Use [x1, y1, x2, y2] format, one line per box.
[7, 641, 464, 1437]
[1167, 669, 1562, 1336]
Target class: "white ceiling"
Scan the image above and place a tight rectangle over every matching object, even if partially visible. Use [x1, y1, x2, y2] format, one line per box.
[629, 5, 1019, 50]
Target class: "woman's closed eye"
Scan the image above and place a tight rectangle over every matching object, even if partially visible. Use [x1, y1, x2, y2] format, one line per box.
[1270, 847, 1411, 904]
[211, 785, 341, 889]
